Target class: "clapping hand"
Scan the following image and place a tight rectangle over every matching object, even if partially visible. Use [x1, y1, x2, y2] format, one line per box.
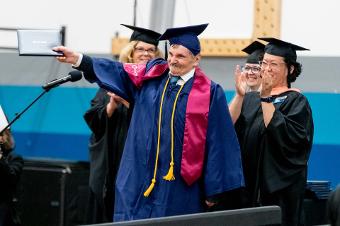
[260, 70, 273, 97]
[234, 65, 247, 97]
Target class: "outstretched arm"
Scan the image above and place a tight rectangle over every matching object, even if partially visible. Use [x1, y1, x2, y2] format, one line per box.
[54, 46, 137, 103]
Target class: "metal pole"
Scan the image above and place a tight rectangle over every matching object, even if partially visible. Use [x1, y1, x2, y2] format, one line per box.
[133, 0, 137, 26]
[149, 0, 176, 33]
[149, 0, 176, 58]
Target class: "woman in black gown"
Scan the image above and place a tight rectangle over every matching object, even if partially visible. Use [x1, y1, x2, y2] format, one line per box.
[229, 38, 314, 226]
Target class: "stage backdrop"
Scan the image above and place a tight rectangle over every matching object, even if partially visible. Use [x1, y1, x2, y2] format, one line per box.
[0, 53, 339, 189]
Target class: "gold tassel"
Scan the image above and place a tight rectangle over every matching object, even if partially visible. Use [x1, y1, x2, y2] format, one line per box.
[143, 179, 156, 197]
[163, 162, 175, 181]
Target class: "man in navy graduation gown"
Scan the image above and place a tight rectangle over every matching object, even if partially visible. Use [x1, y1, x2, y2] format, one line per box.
[54, 23, 244, 222]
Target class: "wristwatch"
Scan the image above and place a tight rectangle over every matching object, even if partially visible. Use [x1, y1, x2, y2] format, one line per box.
[260, 96, 275, 103]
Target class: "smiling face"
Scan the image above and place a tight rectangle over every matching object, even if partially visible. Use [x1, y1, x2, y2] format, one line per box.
[167, 44, 200, 76]
[261, 53, 290, 88]
[131, 41, 157, 64]
[242, 63, 262, 91]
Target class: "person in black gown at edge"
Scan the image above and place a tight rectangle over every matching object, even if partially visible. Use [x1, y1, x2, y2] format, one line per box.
[0, 128, 23, 226]
[229, 38, 314, 226]
[83, 24, 162, 223]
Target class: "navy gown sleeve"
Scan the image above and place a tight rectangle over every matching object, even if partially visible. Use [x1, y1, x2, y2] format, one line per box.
[204, 83, 244, 197]
[78, 55, 137, 103]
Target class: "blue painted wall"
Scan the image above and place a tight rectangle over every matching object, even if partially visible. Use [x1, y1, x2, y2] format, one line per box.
[0, 85, 96, 161]
[1, 86, 339, 188]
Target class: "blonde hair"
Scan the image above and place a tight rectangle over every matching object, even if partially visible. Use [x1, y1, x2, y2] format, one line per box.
[119, 41, 163, 63]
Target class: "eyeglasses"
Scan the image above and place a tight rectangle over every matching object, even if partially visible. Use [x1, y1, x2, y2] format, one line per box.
[259, 60, 286, 70]
[134, 46, 156, 54]
[241, 65, 261, 73]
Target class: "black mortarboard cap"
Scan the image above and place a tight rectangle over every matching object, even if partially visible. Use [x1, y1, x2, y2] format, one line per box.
[242, 41, 265, 64]
[259, 37, 309, 62]
[121, 24, 161, 46]
[158, 23, 209, 55]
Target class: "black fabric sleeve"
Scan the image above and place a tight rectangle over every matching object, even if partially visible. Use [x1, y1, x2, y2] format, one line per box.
[83, 89, 109, 140]
[0, 153, 24, 188]
[206, 187, 249, 211]
[266, 94, 314, 164]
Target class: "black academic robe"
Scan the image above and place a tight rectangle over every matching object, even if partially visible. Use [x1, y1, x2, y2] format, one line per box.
[83, 88, 131, 223]
[235, 91, 314, 225]
[0, 151, 23, 226]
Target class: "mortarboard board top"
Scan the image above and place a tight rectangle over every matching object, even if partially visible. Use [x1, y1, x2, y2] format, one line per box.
[159, 23, 209, 55]
[242, 41, 265, 55]
[121, 24, 161, 46]
[242, 41, 265, 64]
[259, 37, 309, 62]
